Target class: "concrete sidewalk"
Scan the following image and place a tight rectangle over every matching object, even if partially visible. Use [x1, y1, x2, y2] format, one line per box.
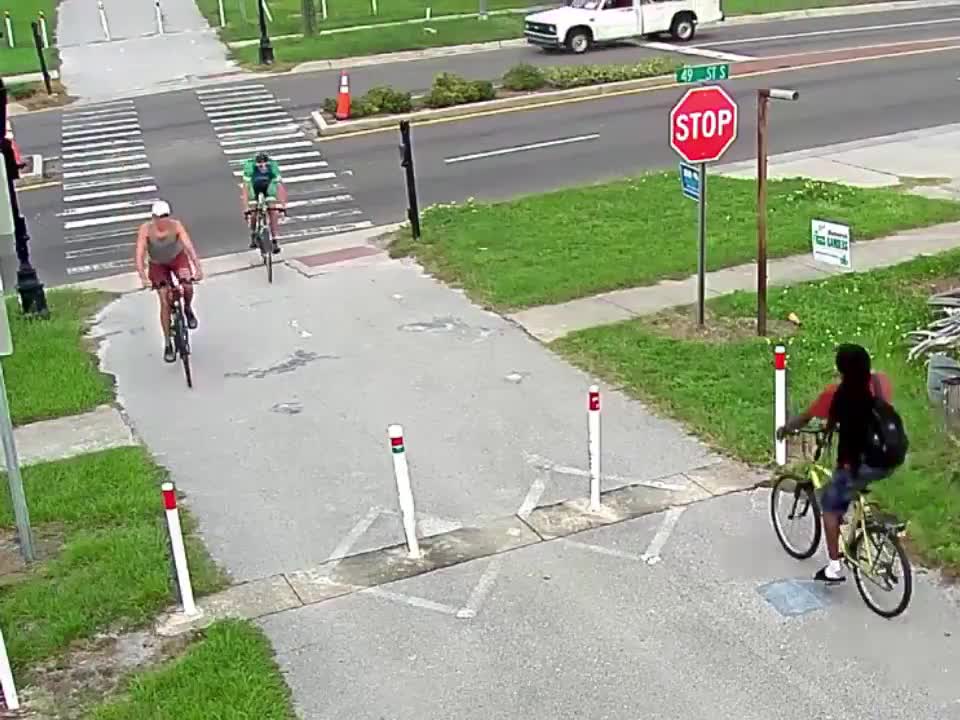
[511, 126, 960, 342]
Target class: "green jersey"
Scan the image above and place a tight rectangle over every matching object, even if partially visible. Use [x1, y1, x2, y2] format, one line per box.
[242, 158, 282, 197]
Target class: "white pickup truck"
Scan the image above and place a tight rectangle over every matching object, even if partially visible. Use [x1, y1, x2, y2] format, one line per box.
[524, 0, 723, 53]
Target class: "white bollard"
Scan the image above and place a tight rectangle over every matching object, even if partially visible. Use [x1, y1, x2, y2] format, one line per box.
[424, 6, 430, 19]
[161, 482, 199, 616]
[320, 0, 328, 20]
[388, 425, 421, 559]
[155, 0, 164, 33]
[588, 385, 601, 510]
[3, 12, 13, 49]
[217, 0, 226, 26]
[39, 11, 50, 48]
[97, 0, 111, 41]
[774, 345, 787, 466]
[371, 0, 379, 15]
[0, 624, 19, 711]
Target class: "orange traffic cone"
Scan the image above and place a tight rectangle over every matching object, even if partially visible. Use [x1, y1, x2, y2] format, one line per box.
[335, 71, 350, 120]
[5, 119, 24, 169]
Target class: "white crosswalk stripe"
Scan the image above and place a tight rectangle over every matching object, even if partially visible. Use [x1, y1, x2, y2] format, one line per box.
[196, 81, 371, 245]
[59, 104, 163, 279]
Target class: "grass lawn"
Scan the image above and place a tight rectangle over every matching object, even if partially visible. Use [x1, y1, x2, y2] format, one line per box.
[90, 620, 296, 720]
[724, 0, 889, 13]
[555, 251, 960, 569]
[231, 14, 522, 67]
[391, 174, 960, 312]
[1, 290, 114, 426]
[0, 0, 57, 75]
[0, 447, 226, 672]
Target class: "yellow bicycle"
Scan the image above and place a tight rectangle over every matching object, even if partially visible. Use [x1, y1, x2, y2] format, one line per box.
[770, 424, 913, 618]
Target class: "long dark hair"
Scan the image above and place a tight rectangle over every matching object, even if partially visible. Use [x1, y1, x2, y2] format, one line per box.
[828, 343, 874, 469]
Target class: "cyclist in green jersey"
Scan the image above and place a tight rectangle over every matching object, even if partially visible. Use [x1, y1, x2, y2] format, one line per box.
[240, 151, 287, 254]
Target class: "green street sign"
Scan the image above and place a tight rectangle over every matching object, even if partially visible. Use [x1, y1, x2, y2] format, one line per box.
[676, 63, 731, 84]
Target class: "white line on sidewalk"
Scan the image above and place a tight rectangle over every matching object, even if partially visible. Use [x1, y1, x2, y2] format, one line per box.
[445, 133, 600, 164]
[63, 174, 155, 191]
[65, 242, 134, 259]
[62, 123, 141, 138]
[223, 140, 312, 155]
[65, 212, 153, 230]
[64, 184, 157, 203]
[62, 144, 146, 159]
[62, 153, 148, 168]
[58, 199, 155, 217]
[326, 507, 383, 563]
[456, 555, 504, 619]
[220, 131, 304, 147]
[66, 259, 135, 276]
[704, 15, 960, 48]
[517, 475, 547, 519]
[522, 453, 687, 492]
[62, 129, 143, 144]
[640, 507, 687, 566]
[62, 163, 151, 179]
[560, 538, 642, 562]
[196, 83, 265, 95]
[641, 41, 752, 61]
[361, 587, 461, 616]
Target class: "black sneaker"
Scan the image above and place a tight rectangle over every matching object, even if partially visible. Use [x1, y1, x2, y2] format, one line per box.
[272, 240, 281, 255]
[814, 566, 846, 584]
[163, 340, 176, 363]
[249, 236, 258, 249]
[185, 308, 198, 330]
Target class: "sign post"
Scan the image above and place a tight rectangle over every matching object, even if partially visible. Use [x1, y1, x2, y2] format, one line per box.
[669, 85, 739, 326]
[0, 162, 33, 564]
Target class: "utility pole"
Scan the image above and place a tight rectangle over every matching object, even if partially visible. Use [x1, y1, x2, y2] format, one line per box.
[301, 0, 316, 35]
[398, 121, 421, 241]
[0, 80, 49, 318]
[756, 88, 799, 336]
[257, 0, 274, 65]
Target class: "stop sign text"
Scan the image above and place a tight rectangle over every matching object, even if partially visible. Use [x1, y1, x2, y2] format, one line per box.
[669, 86, 739, 164]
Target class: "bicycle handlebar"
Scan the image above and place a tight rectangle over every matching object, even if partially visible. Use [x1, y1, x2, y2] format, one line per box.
[786, 422, 832, 463]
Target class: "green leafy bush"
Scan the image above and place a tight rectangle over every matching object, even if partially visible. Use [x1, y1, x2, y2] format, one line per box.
[542, 58, 677, 89]
[501, 63, 546, 91]
[424, 72, 496, 108]
[323, 86, 413, 119]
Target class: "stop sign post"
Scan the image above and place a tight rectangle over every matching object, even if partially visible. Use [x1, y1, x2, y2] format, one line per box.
[669, 86, 739, 326]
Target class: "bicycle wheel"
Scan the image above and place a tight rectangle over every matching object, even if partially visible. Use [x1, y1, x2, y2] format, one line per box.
[258, 223, 273, 284]
[851, 527, 912, 618]
[173, 307, 193, 389]
[770, 474, 822, 559]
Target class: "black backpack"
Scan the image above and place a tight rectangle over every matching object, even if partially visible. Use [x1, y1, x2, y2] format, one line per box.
[863, 376, 908, 470]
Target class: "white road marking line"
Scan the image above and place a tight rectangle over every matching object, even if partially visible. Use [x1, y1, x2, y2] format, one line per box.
[62, 153, 148, 168]
[641, 41, 752, 61]
[560, 538, 642, 562]
[58, 199, 155, 217]
[65, 227, 135, 243]
[204, 107, 288, 121]
[275, 220, 374, 241]
[220, 131, 304, 147]
[705, 15, 960, 48]
[197, 89, 271, 102]
[217, 124, 300, 138]
[63, 174, 155, 191]
[283, 171, 337, 184]
[62, 116, 140, 131]
[445, 133, 600, 164]
[456, 555, 504, 619]
[196, 83, 265, 95]
[640, 507, 687, 566]
[214, 117, 295, 132]
[285, 208, 364, 223]
[63, 112, 139, 126]
[62, 163, 151, 179]
[62, 129, 142, 144]
[326, 507, 383, 563]
[522, 453, 687, 492]
[62, 123, 141, 138]
[64, 184, 157, 203]
[65, 102, 134, 117]
[62, 138, 144, 151]
[64, 211, 153, 230]
[65, 242, 134, 259]
[517, 475, 547, 519]
[66, 259, 135, 276]
[222, 140, 312, 155]
[360, 587, 461, 616]
[231, 160, 328, 176]
[284, 194, 353, 208]
[201, 96, 278, 111]
[228, 150, 320, 164]
[62, 144, 146, 159]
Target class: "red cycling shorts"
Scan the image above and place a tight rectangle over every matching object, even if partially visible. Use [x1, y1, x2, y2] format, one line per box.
[148, 251, 192, 288]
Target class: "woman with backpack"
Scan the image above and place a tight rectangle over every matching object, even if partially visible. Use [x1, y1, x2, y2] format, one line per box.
[777, 343, 907, 583]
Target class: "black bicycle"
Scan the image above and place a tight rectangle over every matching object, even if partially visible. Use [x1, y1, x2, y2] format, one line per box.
[164, 277, 195, 389]
[250, 192, 275, 284]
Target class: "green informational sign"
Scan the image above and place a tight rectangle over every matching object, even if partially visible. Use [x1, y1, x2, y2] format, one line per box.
[675, 64, 731, 84]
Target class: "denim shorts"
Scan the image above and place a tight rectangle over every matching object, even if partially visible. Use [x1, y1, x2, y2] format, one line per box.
[820, 465, 891, 514]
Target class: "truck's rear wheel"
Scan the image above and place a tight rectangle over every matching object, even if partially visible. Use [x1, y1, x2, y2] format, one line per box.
[671, 13, 696, 42]
[566, 28, 591, 53]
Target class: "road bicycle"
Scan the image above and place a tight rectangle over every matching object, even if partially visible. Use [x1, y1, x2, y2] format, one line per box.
[163, 276, 195, 389]
[770, 424, 912, 618]
[248, 192, 279, 284]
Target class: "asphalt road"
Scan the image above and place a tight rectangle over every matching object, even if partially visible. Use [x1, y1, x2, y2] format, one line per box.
[11, 4, 960, 285]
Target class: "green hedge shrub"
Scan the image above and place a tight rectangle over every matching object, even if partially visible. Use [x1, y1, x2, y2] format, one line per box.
[501, 63, 546, 91]
[541, 58, 677, 89]
[323, 85, 413, 119]
[424, 72, 496, 109]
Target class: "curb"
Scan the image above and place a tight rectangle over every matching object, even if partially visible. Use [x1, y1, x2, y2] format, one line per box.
[289, 39, 528, 73]
[722, 0, 960, 25]
[312, 73, 676, 136]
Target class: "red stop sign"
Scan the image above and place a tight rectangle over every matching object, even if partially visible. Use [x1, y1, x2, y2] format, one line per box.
[669, 86, 739, 164]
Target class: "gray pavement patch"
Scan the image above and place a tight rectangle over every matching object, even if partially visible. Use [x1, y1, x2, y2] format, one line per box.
[757, 578, 829, 617]
[223, 349, 339, 379]
[683, 458, 770, 497]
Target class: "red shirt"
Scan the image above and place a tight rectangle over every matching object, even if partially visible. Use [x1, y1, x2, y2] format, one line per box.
[807, 371, 893, 419]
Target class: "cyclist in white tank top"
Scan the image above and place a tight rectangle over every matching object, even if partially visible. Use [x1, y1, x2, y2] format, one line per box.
[135, 200, 204, 364]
